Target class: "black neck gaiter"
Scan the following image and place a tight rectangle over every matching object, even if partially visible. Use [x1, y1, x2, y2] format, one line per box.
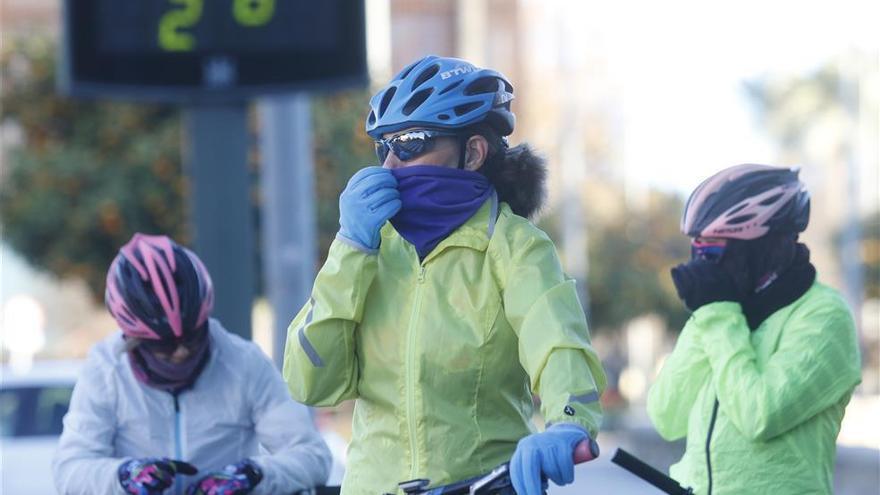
[721, 236, 816, 331]
[740, 243, 815, 330]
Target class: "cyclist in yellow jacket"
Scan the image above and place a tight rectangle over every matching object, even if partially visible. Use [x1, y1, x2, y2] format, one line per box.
[648, 164, 862, 494]
[283, 55, 606, 495]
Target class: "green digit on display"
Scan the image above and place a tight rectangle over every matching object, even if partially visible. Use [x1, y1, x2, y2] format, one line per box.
[233, 0, 275, 27]
[158, 0, 204, 52]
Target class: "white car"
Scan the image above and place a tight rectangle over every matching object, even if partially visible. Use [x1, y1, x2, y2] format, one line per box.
[1, 359, 345, 494]
[1, 360, 81, 495]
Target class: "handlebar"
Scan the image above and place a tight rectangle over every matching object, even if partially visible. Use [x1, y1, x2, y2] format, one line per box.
[611, 448, 693, 495]
[574, 438, 600, 463]
[396, 439, 600, 495]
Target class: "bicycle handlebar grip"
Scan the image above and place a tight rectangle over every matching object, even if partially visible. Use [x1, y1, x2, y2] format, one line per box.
[573, 438, 600, 464]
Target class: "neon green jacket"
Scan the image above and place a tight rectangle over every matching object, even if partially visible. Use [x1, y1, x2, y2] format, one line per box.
[283, 195, 606, 495]
[647, 282, 861, 494]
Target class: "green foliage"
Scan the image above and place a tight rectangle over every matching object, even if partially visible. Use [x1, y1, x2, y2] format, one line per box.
[0, 36, 187, 298]
[311, 89, 376, 259]
[585, 190, 691, 333]
[0, 34, 381, 301]
[539, 186, 690, 333]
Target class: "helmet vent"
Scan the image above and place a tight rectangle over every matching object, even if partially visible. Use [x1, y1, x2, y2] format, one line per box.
[412, 64, 440, 90]
[153, 267, 175, 304]
[728, 213, 757, 225]
[367, 111, 376, 125]
[727, 203, 748, 215]
[465, 76, 500, 95]
[759, 193, 784, 206]
[378, 87, 397, 117]
[403, 88, 433, 116]
[439, 80, 463, 95]
[454, 102, 482, 116]
[395, 60, 419, 81]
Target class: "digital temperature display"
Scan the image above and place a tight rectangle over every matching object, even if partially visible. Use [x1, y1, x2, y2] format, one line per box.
[61, 0, 367, 101]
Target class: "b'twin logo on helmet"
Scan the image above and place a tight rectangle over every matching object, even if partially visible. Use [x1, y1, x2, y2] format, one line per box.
[440, 65, 475, 80]
[494, 92, 513, 105]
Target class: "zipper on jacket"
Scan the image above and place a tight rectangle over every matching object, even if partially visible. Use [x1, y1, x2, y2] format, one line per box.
[173, 394, 184, 495]
[705, 398, 719, 495]
[405, 265, 427, 478]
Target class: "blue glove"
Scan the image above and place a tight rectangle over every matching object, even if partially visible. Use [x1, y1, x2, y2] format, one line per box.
[510, 424, 589, 495]
[118, 457, 198, 495]
[338, 166, 401, 251]
[185, 458, 263, 495]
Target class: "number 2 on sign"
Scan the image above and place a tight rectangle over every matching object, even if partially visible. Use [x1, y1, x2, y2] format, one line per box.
[158, 0, 203, 52]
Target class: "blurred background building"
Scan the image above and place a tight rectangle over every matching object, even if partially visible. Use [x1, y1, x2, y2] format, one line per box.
[2, 0, 878, 492]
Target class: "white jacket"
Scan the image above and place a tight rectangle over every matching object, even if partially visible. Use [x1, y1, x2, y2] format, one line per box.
[53, 319, 332, 495]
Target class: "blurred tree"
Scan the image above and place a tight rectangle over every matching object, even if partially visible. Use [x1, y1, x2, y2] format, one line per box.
[586, 189, 691, 333]
[0, 36, 187, 300]
[0, 36, 378, 301]
[310, 89, 376, 260]
[541, 185, 691, 334]
[746, 64, 847, 152]
[746, 52, 879, 301]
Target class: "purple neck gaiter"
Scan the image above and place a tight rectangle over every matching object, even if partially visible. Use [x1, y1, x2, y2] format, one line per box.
[128, 331, 210, 394]
[390, 165, 494, 260]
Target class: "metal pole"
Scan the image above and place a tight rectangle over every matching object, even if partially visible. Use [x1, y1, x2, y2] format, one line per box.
[185, 104, 255, 339]
[839, 59, 865, 346]
[257, 95, 316, 368]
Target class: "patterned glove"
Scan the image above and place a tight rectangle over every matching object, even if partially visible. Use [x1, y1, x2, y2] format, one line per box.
[118, 457, 198, 495]
[185, 459, 263, 495]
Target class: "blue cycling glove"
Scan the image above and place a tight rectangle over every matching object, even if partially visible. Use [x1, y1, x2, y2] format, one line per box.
[118, 457, 198, 495]
[185, 458, 263, 495]
[338, 166, 401, 251]
[509, 424, 589, 495]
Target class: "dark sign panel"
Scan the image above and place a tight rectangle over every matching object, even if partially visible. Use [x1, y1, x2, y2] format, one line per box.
[61, 0, 367, 101]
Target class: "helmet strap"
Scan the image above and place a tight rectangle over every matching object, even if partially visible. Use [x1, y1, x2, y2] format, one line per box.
[457, 134, 468, 170]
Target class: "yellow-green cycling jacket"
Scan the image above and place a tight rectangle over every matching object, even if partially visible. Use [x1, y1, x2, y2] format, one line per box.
[283, 194, 606, 495]
[647, 282, 861, 494]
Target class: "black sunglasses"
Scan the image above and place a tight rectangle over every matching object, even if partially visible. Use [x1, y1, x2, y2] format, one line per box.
[374, 129, 459, 163]
[690, 240, 727, 263]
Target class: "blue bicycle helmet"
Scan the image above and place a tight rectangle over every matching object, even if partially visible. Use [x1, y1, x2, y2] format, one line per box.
[365, 55, 516, 139]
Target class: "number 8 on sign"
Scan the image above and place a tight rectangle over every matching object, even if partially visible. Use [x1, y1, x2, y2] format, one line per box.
[234, 0, 275, 27]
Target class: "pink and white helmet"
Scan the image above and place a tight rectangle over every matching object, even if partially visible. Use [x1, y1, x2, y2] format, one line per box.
[682, 164, 810, 240]
[105, 233, 214, 341]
